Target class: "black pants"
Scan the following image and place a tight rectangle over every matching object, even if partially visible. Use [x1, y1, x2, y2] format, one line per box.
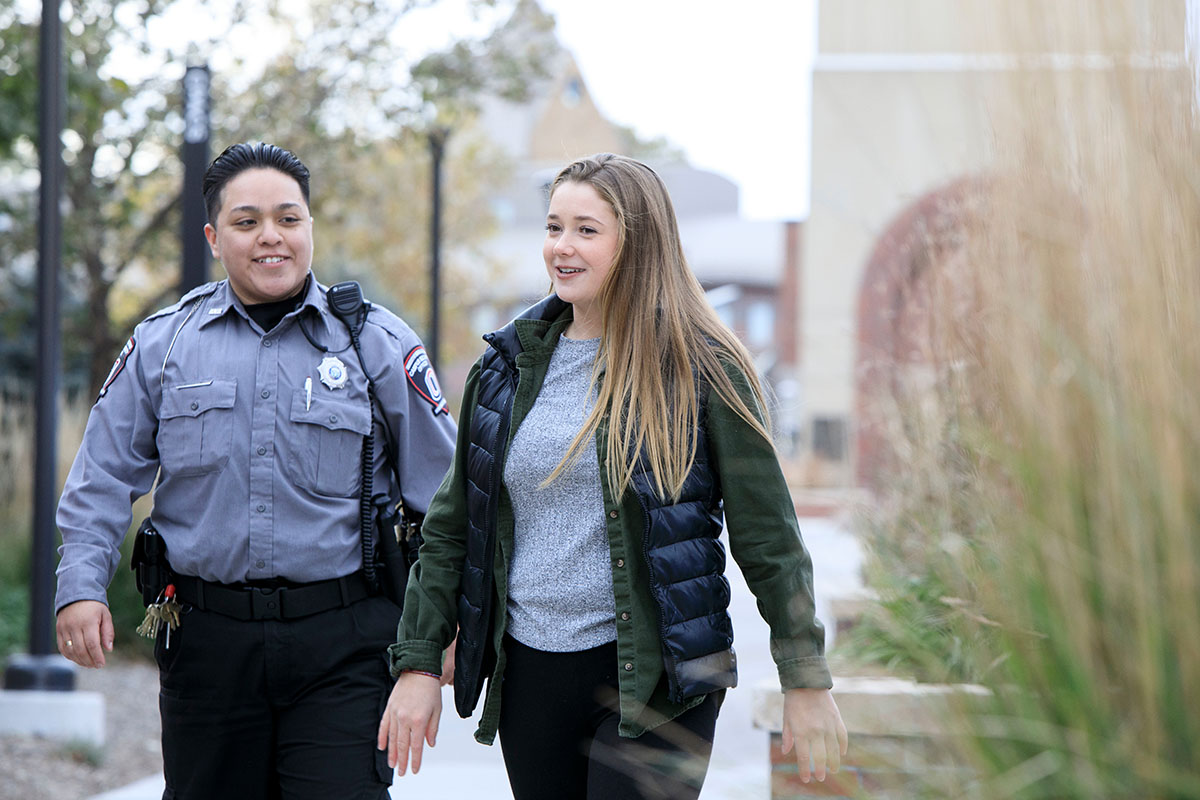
[498, 635, 722, 800]
[154, 594, 399, 800]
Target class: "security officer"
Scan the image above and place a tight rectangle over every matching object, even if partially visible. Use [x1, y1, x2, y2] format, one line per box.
[54, 142, 457, 799]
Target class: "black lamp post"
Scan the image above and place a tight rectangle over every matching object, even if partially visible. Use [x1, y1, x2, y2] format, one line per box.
[427, 126, 449, 373]
[180, 62, 211, 294]
[5, 0, 72, 691]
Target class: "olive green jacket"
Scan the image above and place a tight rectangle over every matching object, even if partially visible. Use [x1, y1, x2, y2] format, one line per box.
[388, 311, 831, 744]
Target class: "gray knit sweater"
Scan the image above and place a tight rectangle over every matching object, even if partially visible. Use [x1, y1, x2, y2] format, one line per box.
[502, 334, 617, 652]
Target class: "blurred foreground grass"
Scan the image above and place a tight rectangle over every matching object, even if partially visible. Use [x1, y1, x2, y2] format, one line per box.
[844, 2, 1200, 797]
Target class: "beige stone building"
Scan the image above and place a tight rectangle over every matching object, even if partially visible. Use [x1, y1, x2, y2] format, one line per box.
[802, 0, 1186, 486]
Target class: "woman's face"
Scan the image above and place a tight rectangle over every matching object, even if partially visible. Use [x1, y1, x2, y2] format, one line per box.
[543, 181, 619, 335]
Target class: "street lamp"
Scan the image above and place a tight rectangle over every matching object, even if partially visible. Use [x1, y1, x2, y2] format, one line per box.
[427, 125, 450, 373]
[180, 60, 211, 294]
[5, 0, 71, 692]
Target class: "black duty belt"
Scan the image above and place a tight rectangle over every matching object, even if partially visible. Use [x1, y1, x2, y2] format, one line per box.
[172, 572, 372, 621]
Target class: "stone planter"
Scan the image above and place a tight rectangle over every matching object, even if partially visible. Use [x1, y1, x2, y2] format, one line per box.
[753, 676, 988, 799]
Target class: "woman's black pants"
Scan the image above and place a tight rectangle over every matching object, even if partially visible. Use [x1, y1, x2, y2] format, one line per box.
[498, 635, 722, 800]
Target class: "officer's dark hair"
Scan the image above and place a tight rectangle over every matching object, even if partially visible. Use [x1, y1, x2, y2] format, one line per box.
[202, 142, 311, 224]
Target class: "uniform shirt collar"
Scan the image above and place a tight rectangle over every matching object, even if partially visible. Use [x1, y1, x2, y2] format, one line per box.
[198, 273, 322, 331]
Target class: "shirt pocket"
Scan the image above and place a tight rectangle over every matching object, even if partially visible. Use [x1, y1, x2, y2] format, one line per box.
[158, 379, 238, 477]
[288, 391, 372, 497]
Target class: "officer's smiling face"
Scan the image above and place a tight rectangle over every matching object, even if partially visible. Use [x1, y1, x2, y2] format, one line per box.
[204, 167, 314, 305]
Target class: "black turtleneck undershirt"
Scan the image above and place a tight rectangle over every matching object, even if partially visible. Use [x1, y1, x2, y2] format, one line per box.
[244, 278, 308, 333]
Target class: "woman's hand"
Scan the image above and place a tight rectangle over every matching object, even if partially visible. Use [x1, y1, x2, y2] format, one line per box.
[781, 687, 849, 783]
[377, 671, 443, 775]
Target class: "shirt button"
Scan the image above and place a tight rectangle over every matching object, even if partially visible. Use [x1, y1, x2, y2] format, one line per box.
[329, 415, 338, 424]
[261, 389, 270, 399]
[608, 510, 618, 519]
[620, 612, 630, 621]
[257, 446, 267, 456]
[623, 662, 633, 672]
[263, 339, 273, 347]
[255, 560, 265, 568]
[257, 504, 266, 512]
[190, 401, 199, 411]
[616, 559, 625, 568]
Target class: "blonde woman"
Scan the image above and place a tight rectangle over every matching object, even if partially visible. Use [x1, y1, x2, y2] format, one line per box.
[379, 153, 846, 798]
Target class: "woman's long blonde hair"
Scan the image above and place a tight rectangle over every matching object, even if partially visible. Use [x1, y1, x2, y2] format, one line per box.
[547, 154, 772, 501]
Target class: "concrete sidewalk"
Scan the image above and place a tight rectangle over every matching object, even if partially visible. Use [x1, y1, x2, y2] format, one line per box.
[91, 517, 862, 800]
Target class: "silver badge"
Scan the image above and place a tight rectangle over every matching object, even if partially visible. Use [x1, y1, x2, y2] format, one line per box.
[317, 355, 348, 390]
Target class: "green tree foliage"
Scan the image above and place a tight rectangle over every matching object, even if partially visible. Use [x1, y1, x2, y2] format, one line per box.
[0, 0, 552, 397]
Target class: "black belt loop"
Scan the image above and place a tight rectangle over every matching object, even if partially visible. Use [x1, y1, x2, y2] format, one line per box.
[172, 572, 370, 622]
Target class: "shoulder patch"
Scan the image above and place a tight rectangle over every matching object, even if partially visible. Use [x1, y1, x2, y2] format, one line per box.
[404, 345, 448, 416]
[98, 336, 136, 400]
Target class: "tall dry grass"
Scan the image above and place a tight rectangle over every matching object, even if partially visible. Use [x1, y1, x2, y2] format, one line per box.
[855, 1, 1200, 796]
[0, 387, 94, 656]
[0, 386, 89, 538]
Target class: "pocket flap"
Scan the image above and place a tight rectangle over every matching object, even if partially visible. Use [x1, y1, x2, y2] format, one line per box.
[161, 379, 237, 419]
[290, 391, 371, 435]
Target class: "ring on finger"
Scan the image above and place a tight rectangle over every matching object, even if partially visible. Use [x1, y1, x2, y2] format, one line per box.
[66, 640, 73, 647]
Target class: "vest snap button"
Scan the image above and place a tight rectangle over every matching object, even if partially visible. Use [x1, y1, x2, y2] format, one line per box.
[608, 510, 618, 519]
[623, 662, 633, 671]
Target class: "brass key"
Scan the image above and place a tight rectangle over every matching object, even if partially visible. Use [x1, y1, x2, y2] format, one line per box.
[136, 583, 182, 646]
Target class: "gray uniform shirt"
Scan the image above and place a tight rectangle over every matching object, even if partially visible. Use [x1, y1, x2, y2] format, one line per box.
[55, 275, 457, 611]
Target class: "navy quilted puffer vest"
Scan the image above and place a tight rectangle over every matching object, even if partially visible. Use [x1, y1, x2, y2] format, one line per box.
[453, 294, 736, 715]
[630, 401, 737, 703]
[452, 295, 565, 718]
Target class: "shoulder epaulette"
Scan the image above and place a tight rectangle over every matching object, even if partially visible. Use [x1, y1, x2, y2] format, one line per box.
[144, 281, 222, 323]
[362, 302, 413, 342]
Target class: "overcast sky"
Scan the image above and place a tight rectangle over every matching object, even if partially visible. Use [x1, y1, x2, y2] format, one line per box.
[541, 0, 817, 221]
[401, 0, 818, 220]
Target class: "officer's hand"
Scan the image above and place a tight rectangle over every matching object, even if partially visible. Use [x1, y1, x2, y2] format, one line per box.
[56, 600, 114, 669]
[439, 639, 456, 687]
[377, 671, 442, 776]
[781, 688, 849, 783]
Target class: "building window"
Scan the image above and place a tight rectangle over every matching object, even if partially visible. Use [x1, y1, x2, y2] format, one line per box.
[562, 79, 582, 108]
[746, 301, 774, 349]
[705, 284, 740, 331]
[811, 416, 847, 460]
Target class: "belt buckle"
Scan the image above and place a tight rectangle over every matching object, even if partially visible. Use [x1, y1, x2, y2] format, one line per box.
[251, 587, 283, 620]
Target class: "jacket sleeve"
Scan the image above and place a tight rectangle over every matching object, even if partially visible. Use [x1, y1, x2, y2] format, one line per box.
[387, 362, 481, 677]
[707, 364, 833, 691]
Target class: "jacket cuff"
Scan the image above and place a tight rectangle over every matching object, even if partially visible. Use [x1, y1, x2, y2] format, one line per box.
[387, 640, 445, 679]
[777, 656, 834, 690]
